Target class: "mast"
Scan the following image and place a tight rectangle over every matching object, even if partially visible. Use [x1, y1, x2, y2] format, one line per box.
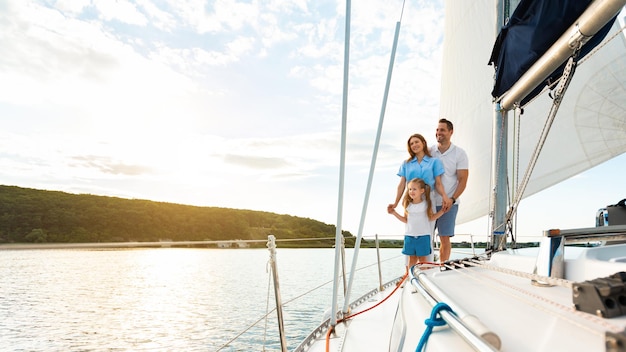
[490, 0, 509, 251]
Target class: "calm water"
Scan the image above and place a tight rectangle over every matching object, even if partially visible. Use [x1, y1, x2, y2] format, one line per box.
[0, 247, 407, 351]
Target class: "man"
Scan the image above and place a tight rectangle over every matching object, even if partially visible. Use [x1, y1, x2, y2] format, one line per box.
[430, 118, 469, 262]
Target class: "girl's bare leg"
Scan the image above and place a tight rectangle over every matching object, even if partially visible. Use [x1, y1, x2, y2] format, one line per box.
[407, 255, 418, 271]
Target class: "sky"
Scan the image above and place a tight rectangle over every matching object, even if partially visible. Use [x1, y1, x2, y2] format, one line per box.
[1, 0, 625, 244]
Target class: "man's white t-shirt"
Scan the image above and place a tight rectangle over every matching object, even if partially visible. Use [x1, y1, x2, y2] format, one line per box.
[430, 144, 469, 207]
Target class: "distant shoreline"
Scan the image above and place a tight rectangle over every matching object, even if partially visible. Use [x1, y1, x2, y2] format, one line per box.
[0, 240, 537, 250]
[0, 241, 241, 250]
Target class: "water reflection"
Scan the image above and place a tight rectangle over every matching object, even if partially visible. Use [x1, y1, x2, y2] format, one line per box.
[0, 247, 405, 351]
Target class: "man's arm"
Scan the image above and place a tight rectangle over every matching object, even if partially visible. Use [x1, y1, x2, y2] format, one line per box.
[435, 175, 452, 211]
[452, 169, 468, 200]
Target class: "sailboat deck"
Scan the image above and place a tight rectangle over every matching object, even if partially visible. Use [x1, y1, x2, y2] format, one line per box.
[403, 246, 626, 351]
[297, 244, 626, 352]
[300, 285, 403, 352]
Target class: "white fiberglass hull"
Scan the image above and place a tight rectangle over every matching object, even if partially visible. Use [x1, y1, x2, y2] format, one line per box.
[296, 242, 626, 351]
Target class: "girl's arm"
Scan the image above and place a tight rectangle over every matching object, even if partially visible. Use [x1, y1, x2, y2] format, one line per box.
[429, 208, 446, 221]
[389, 209, 407, 223]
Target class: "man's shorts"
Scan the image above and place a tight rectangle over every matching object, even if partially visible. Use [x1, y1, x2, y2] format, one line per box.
[435, 204, 458, 237]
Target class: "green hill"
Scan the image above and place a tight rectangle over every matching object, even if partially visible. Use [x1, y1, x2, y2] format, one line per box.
[0, 185, 356, 247]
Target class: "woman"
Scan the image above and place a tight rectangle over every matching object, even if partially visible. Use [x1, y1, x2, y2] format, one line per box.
[387, 133, 452, 216]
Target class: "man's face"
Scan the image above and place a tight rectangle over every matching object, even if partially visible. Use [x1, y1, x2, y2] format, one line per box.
[436, 122, 452, 143]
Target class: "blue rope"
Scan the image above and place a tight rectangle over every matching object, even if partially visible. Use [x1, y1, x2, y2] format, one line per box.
[416, 302, 455, 351]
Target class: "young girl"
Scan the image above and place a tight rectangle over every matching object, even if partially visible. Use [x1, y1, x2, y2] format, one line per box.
[388, 178, 445, 271]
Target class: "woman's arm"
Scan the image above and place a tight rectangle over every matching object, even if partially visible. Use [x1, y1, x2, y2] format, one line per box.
[434, 175, 452, 211]
[387, 176, 407, 212]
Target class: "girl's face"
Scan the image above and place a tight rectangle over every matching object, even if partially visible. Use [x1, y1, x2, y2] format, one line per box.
[407, 182, 425, 201]
[409, 137, 424, 154]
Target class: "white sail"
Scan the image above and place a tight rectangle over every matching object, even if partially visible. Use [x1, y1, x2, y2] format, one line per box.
[440, 1, 626, 224]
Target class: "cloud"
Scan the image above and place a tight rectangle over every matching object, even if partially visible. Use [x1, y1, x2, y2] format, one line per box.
[93, 0, 148, 26]
[70, 155, 153, 176]
[223, 154, 291, 169]
[136, 0, 177, 31]
[0, 0, 451, 239]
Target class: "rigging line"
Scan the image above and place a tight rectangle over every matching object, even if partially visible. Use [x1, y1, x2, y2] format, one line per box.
[339, 273, 406, 321]
[215, 256, 277, 352]
[214, 257, 395, 351]
[449, 248, 480, 257]
[217, 255, 404, 349]
[331, 0, 351, 331]
[345, 0, 404, 314]
[399, 0, 407, 22]
[506, 53, 578, 222]
[274, 236, 335, 242]
[281, 254, 405, 307]
[188, 237, 336, 245]
[501, 23, 625, 223]
[263, 262, 273, 351]
[214, 257, 401, 351]
[579, 22, 626, 65]
[214, 311, 276, 352]
[453, 260, 625, 333]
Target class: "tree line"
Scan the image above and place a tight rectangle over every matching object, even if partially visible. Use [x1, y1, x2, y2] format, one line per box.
[0, 185, 359, 247]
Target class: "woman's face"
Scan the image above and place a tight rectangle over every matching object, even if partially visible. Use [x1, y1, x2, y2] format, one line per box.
[409, 136, 424, 154]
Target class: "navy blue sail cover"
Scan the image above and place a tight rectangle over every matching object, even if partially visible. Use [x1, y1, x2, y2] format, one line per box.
[488, 0, 617, 105]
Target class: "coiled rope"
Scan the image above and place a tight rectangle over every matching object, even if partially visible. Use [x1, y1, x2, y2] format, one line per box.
[415, 302, 456, 352]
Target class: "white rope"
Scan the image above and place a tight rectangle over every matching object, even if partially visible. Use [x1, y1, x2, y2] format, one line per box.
[442, 259, 624, 334]
[461, 258, 574, 288]
[579, 22, 626, 65]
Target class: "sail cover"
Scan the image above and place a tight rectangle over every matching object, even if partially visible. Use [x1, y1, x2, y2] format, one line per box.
[488, 0, 617, 105]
